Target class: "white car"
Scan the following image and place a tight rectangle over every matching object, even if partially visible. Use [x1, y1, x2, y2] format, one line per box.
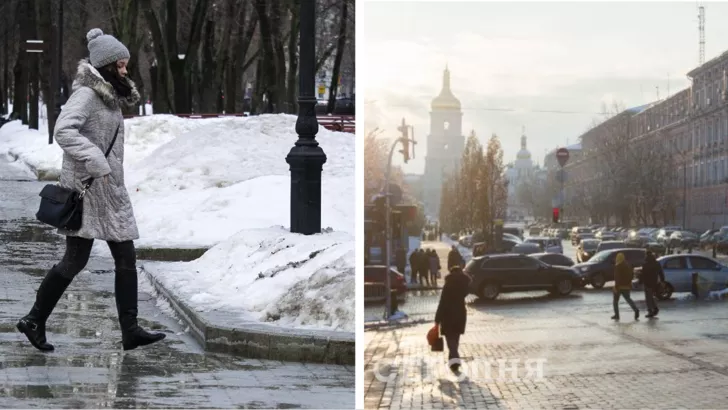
[634, 254, 728, 299]
[524, 237, 563, 254]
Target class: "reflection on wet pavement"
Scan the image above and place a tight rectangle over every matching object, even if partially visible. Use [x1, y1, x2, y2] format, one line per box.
[0, 177, 354, 409]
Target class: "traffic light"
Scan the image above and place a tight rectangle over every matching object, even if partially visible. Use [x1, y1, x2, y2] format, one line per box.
[399, 137, 410, 163]
[552, 207, 560, 223]
[397, 120, 410, 163]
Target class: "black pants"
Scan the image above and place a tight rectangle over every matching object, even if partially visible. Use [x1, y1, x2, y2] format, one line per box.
[56, 235, 137, 279]
[613, 290, 638, 315]
[644, 286, 658, 312]
[445, 333, 461, 362]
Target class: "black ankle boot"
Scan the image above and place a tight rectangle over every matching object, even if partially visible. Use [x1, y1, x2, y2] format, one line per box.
[17, 265, 73, 352]
[115, 268, 166, 351]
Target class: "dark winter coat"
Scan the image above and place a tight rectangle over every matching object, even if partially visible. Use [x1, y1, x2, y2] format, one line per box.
[429, 253, 440, 274]
[434, 271, 471, 335]
[614, 255, 634, 291]
[640, 255, 665, 287]
[448, 249, 464, 270]
[55, 59, 141, 241]
[409, 251, 418, 272]
[395, 248, 406, 272]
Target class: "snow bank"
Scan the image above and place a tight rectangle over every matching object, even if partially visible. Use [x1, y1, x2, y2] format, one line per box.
[0, 120, 62, 178]
[144, 227, 355, 332]
[126, 114, 354, 248]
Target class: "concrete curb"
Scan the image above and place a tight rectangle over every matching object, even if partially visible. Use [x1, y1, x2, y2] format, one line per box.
[140, 266, 355, 365]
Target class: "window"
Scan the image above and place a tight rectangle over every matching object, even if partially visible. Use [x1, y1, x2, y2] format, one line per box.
[664, 257, 688, 270]
[689, 256, 720, 270]
[514, 256, 540, 270]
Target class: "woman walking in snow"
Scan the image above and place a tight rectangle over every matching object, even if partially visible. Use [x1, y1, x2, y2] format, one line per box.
[17, 29, 165, 352]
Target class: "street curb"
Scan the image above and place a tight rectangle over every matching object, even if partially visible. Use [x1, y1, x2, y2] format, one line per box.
[140, 267, 355, 365]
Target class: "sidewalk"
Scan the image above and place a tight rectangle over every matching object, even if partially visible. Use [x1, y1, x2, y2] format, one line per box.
[364, 289, 728, 409]
[0, 179, 354, 408]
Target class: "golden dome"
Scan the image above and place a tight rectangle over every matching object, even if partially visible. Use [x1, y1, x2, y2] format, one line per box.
[516, 133, 531, 160]
[431, 66, 461, 111]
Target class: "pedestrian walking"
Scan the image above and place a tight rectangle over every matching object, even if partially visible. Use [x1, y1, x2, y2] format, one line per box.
[434, 266, 472, 373]
[418, 249, 430, 286]
[447, 245, 464, 270]
[612, 252, 639, 321]
[640, 251, 664, 318]
[428, 249, 440, 286]
[17, 29, 165, 352]
[409, 248, 419, 285]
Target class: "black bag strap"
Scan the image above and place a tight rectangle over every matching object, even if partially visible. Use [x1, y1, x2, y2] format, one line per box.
[82, 122, 121, 192]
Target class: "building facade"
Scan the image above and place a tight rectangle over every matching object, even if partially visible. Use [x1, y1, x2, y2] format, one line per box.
[423, 66, 465, 217]
[561, 50, 728, 230]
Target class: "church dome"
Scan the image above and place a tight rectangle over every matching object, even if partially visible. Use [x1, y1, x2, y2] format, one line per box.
[431, 66, 461, 111]
[516, 132, 532, 161]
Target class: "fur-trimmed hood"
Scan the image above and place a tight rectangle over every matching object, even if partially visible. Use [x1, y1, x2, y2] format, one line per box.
[72, 59, 140, 109]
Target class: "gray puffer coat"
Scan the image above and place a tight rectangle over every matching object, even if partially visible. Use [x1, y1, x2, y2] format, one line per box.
[55, 59, 141, 242]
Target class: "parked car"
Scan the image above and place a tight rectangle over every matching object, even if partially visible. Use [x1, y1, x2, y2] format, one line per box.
[571, 227, 593, 245]
[528, 226, 542, 236]
[633, 254, 728, 300]
[464, 254, 581, 300]
[668, 230, 699, 250]
[511, 242, 542, 255]
[596, 240, 628, 253]
[531, 252, 575, 267]
[576, 239, 599, 263]
[656, 228, 679, 246]
[364, 265, 407, 299]
[524, 237, 563, 253]
[503, 233, 523, 243]
[699, 229, 719, 249]
[503, 226, 524, 240]
[595, 231, 617, 241]
[572, 248, 646, 288]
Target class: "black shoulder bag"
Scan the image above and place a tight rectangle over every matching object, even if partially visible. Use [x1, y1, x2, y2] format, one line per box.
[36, 123, 121, 231]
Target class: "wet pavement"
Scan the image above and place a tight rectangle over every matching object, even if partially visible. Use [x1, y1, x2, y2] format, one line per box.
[364, 240, 728, 409]
[0, 174, 354, 408]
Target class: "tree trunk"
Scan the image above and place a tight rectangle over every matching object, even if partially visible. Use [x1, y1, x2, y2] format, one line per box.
[26, 0, 40, 129]
[286, 1, 299, 114]
[253, 0, 278, 113]
[326, 0, 348, 114]
[199, 19, 217, 112]
[38, 0, 54, 134]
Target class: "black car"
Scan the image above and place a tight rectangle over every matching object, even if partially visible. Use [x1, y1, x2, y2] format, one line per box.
[576, 239, 599, 263]
[572, 248, 646, 289]
[531, 252, 575, 267]
[464, 254, 581, 300]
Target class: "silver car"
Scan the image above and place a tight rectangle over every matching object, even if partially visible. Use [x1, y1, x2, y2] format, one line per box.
[635, 254, 728, 300]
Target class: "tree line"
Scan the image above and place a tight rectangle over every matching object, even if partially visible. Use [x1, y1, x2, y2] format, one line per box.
[515, 102, 678, 226]
[439, 131, 508, 237]
[0, 0, 354, 136]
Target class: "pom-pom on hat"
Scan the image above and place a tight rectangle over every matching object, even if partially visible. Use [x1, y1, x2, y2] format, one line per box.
[86, 28, 130, 68]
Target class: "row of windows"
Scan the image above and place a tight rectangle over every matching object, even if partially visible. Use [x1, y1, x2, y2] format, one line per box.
[676, 157, 728, 188]
[688, 189, 728, 214]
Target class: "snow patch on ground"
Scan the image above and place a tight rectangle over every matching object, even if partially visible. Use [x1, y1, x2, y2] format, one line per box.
[143, 227, 355, 332]
[0, 120, 62, 177]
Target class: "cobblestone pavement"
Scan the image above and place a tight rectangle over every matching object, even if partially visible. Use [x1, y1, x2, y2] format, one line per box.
[0, 177, 354, 408]
[364, 241, 728, 409]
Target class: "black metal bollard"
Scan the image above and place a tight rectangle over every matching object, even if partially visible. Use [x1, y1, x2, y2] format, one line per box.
[691, 272, 699, 298]
[390, 290, 399, 316]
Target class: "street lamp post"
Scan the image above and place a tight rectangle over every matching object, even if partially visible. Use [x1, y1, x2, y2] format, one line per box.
[286, 0, 327, 235]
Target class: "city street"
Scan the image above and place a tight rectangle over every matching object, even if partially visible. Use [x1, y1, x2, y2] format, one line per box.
[0, 170, 354, 409]
[364, 239, 728, 409]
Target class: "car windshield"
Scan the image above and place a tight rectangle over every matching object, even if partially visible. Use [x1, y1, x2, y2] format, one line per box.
[589, 250, 612, 263]
[581, 240, 598, 250]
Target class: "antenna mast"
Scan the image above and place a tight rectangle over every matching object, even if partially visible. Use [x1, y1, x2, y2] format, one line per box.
[698, 4, 705, 65]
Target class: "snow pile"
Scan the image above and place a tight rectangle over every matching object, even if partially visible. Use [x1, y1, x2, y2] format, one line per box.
[145, 227, 354, 332]
[708, 288, 728, 300]
[125, 114, 354, 248]
[0, 120, 63, 179]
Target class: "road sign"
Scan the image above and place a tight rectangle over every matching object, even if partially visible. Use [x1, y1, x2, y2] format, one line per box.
[556, 147, 570, 167]
[317, 84, 326, 95]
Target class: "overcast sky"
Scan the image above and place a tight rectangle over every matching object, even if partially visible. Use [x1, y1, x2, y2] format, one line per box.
[362, 1, 728, 174]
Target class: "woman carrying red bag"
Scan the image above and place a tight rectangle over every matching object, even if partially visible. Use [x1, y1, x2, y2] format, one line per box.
[434, 266, 471, 373]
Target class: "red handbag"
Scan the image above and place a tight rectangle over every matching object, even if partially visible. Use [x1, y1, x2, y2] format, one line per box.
[427, 325, 444, 352]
